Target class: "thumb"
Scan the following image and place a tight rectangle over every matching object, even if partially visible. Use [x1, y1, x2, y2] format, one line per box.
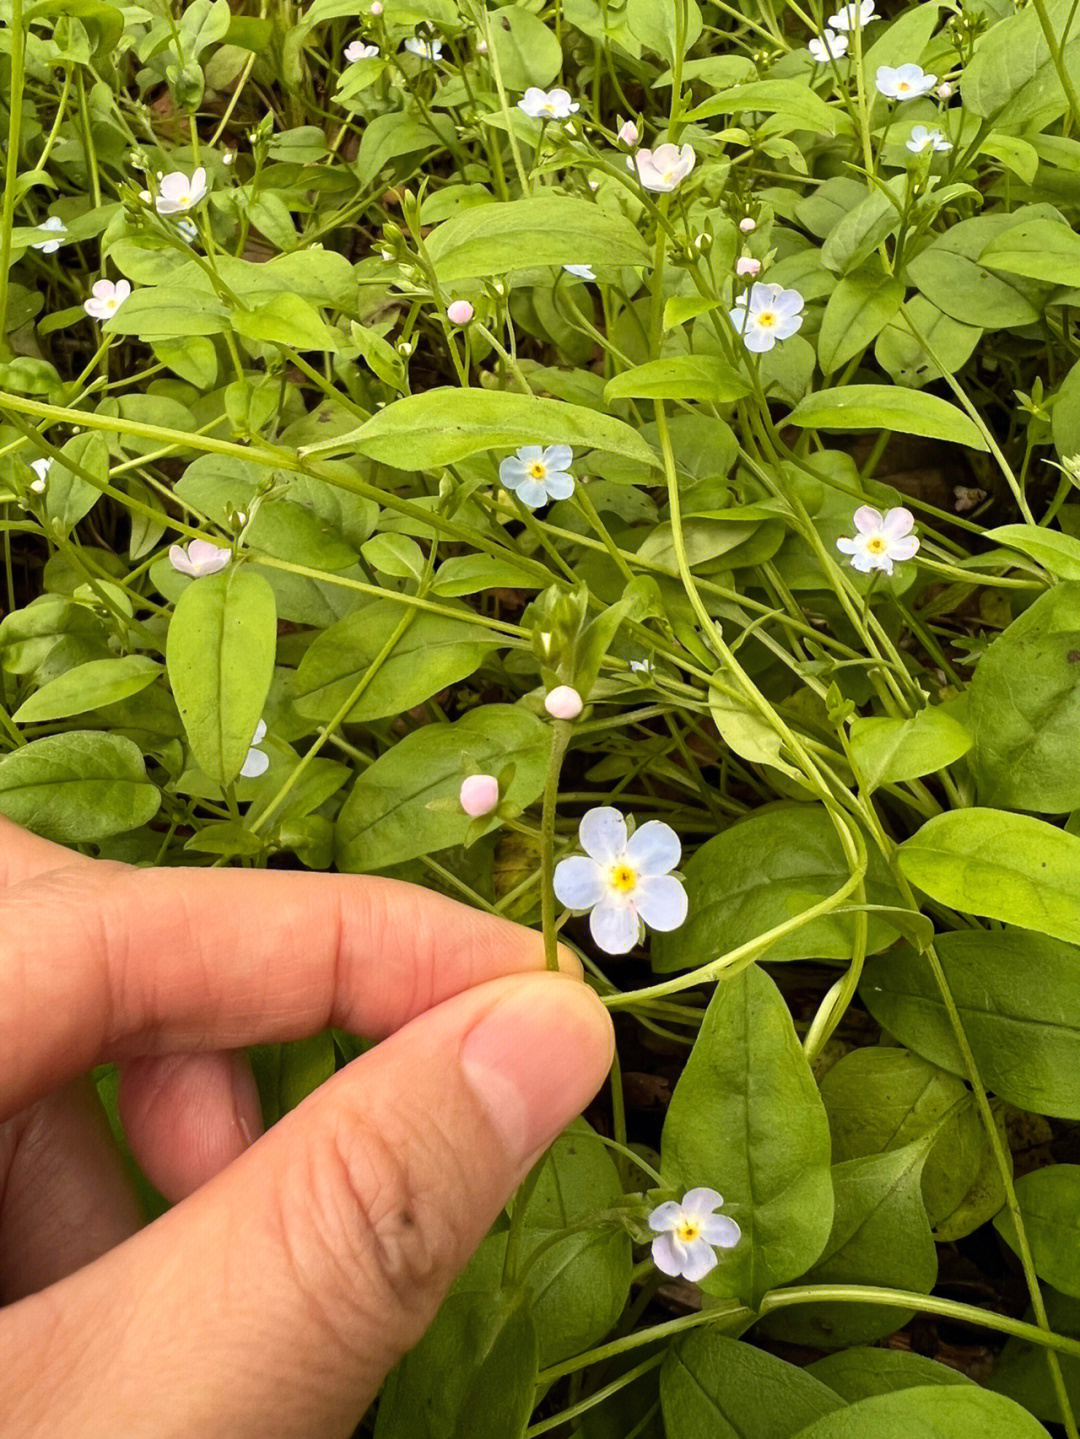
[3, 972, 614, 1439]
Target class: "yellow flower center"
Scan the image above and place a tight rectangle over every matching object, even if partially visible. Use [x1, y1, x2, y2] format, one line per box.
[610, 863, 638, 894]
[897, 82, 911, 93]
[866, 536, 887, 554]
[756, 310, 777, 329]
[676, 1221, 701, 1243]
[528, 461, 548, 479]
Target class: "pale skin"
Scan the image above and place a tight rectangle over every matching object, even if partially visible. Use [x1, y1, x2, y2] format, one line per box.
[0, 816, 614, 1437]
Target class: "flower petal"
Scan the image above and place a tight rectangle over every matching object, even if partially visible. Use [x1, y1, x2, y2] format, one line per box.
[589, 897, 639, 955]
[513, 479, 549, 509]
[835, 536, 858, 554]
[682, 1187, 723, 1216]
[651, 1231, 684, 1276]
[579, 806, 627, 862]
[624, 819, 680, 876]
[240, 746, 269, 779]
[881, 505, 915, 538]
[701, 1213, 742, 1249]
[543, 471, 576, 501]
[499, 456, 529, 489]
[647, 1201, 685, 1233]
[742, 325, 776, 353]
[542, 444, 574, 472]
[553, 856, 607, 910]
[681, 1236, 719, 1282]
[888, 534, 920, 561]
[633, 875, 688, 933]
[853, 505, 883, 534]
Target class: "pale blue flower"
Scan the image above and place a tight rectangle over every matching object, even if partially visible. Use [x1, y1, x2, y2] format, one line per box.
[907, 124, 952, 153]
[241, 719, 269, 778]
[499, 444, 575, 509]
[876, 63, 937, 100]
[563, 264, 596, 280]
[649, 1189, 741, 1281]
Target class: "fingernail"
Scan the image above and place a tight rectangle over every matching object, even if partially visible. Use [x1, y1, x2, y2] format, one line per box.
[460, 976, 614, 1165]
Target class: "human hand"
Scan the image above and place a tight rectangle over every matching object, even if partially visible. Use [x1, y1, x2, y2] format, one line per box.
[0, 817, 613, 1436]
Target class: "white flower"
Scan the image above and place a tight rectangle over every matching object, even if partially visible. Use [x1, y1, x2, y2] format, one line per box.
[404, 36, 442, 60]
[553, 806, 688, 955]
[563, 264, 595, 280]
[649, 1189, 741, 1282]
[906, 124, 952, 153]
[32, 216, 66, 253]
[729, 281, 804, 353]
[168, 539, 232, 578]
[241, 719, 269, 779]
[809, 30, 849, 62]
[545, 685, 583, 720]
[828, 0, 876, 29]
[177, 218, 198, 243]
[499, 443, 575, 509]
[836, 505, 920, 574]
[83, 279, 131, 320]
[223, 149, 235, 166]
[141, 167, 209, 215]
[460, 774, 499, 817]
[876, 63, 937, 101]
[29, 457, 51, 494]
[735, 256, 761, 276]
[629, 658, 653, 674]
[345, 40, 379, 62]
[628, 143, 696, 193]
[518, 87, 579, 120]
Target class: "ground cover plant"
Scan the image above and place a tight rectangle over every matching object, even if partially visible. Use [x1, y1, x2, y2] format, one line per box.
[11, 0, 1080, 1432]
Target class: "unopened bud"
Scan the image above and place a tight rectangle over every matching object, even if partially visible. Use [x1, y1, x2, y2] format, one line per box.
[370, 1, 383, 12]
[736, 256, 761, 275]
[739, 217, 756, 233]
[937, 81, 953, 99]
[544, 685, 583, 720]
[397, 339, 414, 357]
[447, 299, 474, 325]
[476, 38, 488, 53]
[223, 150, 235, 166]
[459, 773, 499, 817]
[618, 119, 639, 146]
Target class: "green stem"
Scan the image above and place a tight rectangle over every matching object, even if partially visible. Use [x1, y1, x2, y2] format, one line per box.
[540, 719, 572, 971]
[0, 0, 26, 349]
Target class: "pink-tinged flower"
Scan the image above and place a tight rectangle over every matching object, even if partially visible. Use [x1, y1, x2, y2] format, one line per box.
[345, 40, 379, 62]
[370, 0, 382, 11]
[545, 685, 583, 720]
[735, 256, 761, 276]
[553, 806, 687, 954]
[729, 281, 804, 352]
[937, 81, 953, 100]
[876, 63, 937, 101]
[628, 143, 696, 192]
[140, 167, 208, 215]
[447, 299, 474, 324]
[169, 539, 231, 578]
[649, 1189, 741, 1281]
[618, 119, 639, 146]
[739, 216, 756, 233]
[84, 279, 131, 320]
[241, 719, 269, 779]
[836, 506, 920, 574]
[460, 774, 499, 817]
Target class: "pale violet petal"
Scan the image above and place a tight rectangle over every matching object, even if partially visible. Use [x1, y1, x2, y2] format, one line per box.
[701, 1213, 742, 1249]
[499, 456, 529, 489]
[681, 1236, 719, 1282]
[742, 325, 776, 353]
[553, 856, 607, 910]
[589, 896, 640, 955]
[651, 1231, 684, 1276]
[578, 806, 627, 862]
[240, 746, 270, 778]
[648, 1201, 686, 1233]
[517, 445, 545, 465]
[682, 1187, 724, 1217]
[775, 313, 804, 340]
[633, 875, 688, 933]
[514, 479, 549, 509]
[623, 819, 680, 876]
[881, 505, 915, 538]
[543, 470, 576, 501]
[888, 534, 920, 561]
[543, 444, 574, 471]
[853, 505, 883, 534]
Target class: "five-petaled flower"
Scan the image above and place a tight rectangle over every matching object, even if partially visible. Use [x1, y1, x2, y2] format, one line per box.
[563, 264, 596, 280]
[809, 31, 849, 62]
[628, 144, 696, 193]
[29, 458, 51, 494]
[518, 87, 579, 120]
[649, 1189, 741, 1282]
[241, 719, 270, 779]
[344, 40, 378, 62]
[499, 444, 575, 509]
[142, 168, 209, 215]
[836, 506, 920, 574]
[876, 63, 937, 100]
[84, 279, 131, 320]
[32, 216, 66, 253]
[906, 124, 952, 153]
[460, 774, 500, 817]
[404, 36, 442, 60]
[828, 0, 876, 29]
[729, 282, 804, 353]
[553, 806, 688, 955]
[169, 539, 232, 578]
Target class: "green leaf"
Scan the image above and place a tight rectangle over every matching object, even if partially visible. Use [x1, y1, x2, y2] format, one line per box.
[661, 1331, 844, 1439]
[0, 731, 160, 841]
[808, 1349, 975, 1401]
[425, 196, 649, 283]
[821, 181, 903, 276]
[863, 927, 1080, 1120]
[43, 430, 107, 534]
[968, 583, 1080, 812]
[906, 215, 1050, 330]
[981, 217, 1080, 287]
[996, 1166, 1080, 1298]
[685, 79, 841, 135]
[992, 1286, 1080, 1423]
[985, 524, 1080, 579]
[335, 705, 550, 871]
[626, 0, 703, 65]
[166, 567, 277, 787]
[604, 356, 750, 404]
[652, 805, 903, 974]
[292, 601, 500, 723]
[233, 293, 339, 351]
[354, 111, 456, 188]
[301, 388, 658, 469]
[875, 297, 981, 390]
[489, 4, 563, 87]
[660, 965, 834, 1304]
[432, 553, 541, 596]
[104, 285, 230, 337]
[817, 272, 904, 376]
[786, 385, 987, 451]
[790, 1386, 1050, 1438]
[963, 0, 1080, 129]
[13, 655, 162, 723]
[849, 707, 972, 793]
[897, 809, 1080, 945]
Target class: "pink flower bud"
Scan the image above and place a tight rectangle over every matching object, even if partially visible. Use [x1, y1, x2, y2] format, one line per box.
[544, 685, 583, 720]
[736, 256, 761, 276]
[370, 1, 383, 12]
[618, 120, 639, 146]
[447, 299, 474, 325]
[738, 217, 756, 233]
[937, 81, 953, 99]
[460, 774, 499, 817]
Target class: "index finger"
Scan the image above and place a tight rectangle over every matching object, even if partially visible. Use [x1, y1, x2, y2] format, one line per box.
[0, 814, 92, 889]
[0, 860, 578, 1120]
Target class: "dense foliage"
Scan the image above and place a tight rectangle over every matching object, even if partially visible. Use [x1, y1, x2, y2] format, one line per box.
[8, 0, 1080, 1432]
